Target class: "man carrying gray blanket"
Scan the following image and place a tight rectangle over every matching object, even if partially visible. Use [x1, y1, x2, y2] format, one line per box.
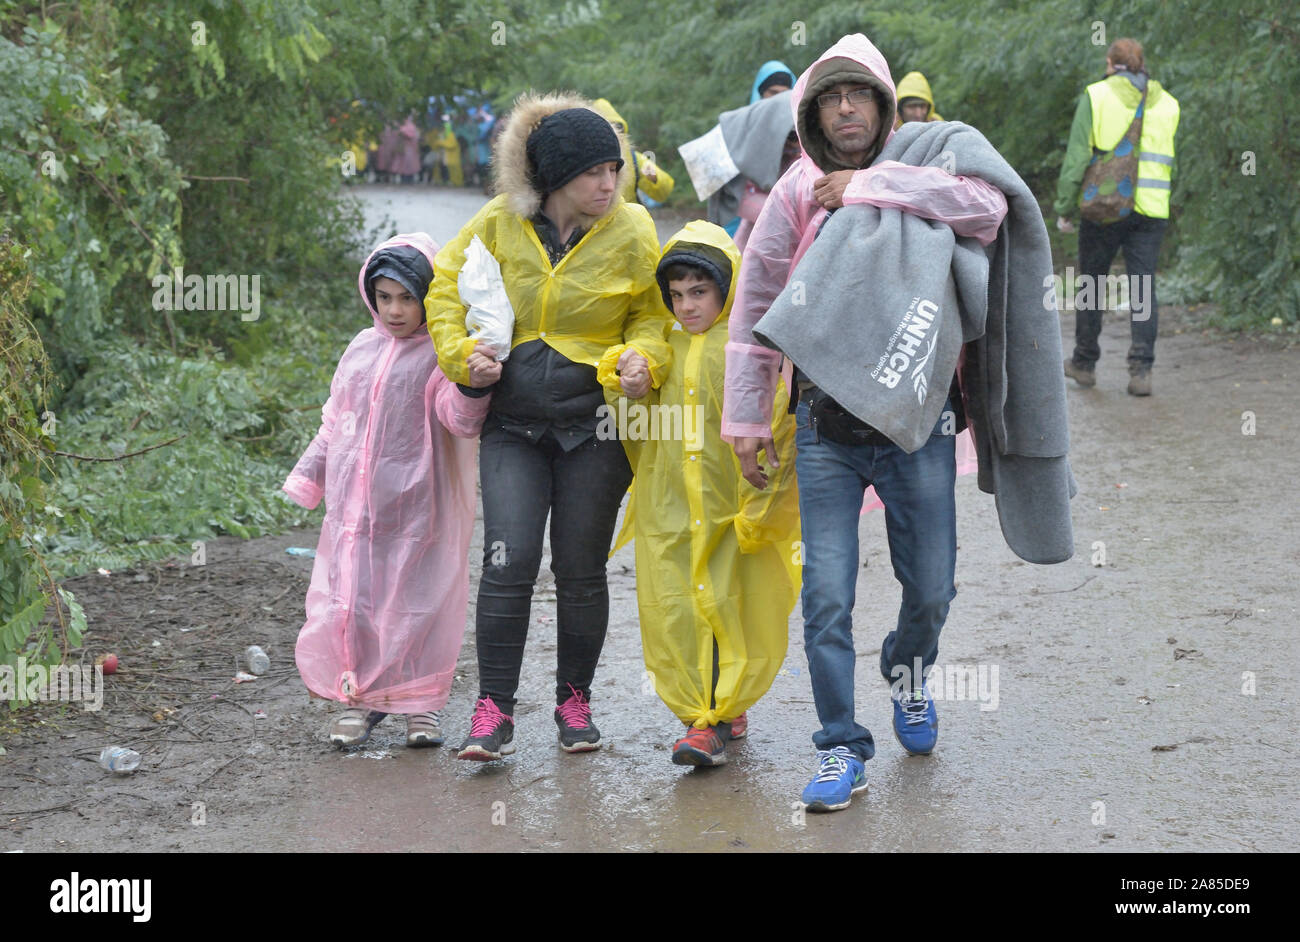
[722, 33, 1075, 813]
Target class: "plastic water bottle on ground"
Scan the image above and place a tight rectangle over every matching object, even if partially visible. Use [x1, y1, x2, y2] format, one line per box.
[245, 645, 270, 675]
[99, 746, 141, 774]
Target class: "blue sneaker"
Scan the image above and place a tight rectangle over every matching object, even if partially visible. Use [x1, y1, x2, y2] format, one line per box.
[893, 685, 938, 755]
[800, 746, 868, 812]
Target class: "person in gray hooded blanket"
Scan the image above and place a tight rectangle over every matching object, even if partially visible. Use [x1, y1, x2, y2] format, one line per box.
[722, 33, 1074, 814]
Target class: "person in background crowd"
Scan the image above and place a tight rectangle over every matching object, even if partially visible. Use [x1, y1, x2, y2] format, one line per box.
[592, 98, 674, 207]
[750, 59, 796, 104]
[894, 71, 944, 126]
[1055, 38, 1180, 397]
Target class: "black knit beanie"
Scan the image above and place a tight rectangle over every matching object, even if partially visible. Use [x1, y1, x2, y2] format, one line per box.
[656, 243, 733, 311]
[525, 108, 624, 198]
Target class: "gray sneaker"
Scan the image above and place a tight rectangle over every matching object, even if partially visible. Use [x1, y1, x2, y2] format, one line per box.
[328, 708, 387, 747]
[554, 684, 601, 753]
[405, 711, 444, 747]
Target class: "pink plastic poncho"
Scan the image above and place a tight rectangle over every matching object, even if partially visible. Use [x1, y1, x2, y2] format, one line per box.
[389, 118, 422, 178]
[721, 34, 1005, 512]
[375, 124, 400, 174]
[732, 181, 768, 252]
[283, 234, 488, 713]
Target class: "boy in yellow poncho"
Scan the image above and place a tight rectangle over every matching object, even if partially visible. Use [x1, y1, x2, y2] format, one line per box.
[605, 220, 800, 767]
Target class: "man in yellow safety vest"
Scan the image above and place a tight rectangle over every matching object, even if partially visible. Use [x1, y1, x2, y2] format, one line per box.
[1055, 38, 1180, 396]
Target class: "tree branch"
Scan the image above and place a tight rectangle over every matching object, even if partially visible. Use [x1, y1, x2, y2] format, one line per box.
[183, 174, 251, 183]
[44, 434, 187, 462]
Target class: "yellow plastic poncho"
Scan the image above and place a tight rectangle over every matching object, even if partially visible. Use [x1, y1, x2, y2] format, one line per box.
[428, 124, 464, 186]
[592, 98, 675, 205]
[346, 138, 371, 173]
[607, 220, 800, 729]
[894, 71, 944, 127]
[425, 193, 673, 392]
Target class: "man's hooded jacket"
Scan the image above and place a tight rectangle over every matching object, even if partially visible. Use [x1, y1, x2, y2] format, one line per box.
[723, 33, 1074, 564]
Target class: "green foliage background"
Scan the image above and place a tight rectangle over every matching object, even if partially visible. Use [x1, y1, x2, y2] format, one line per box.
[0, 0, 1295, 684]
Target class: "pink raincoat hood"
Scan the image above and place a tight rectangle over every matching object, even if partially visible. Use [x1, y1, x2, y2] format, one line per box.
[791, 33, 897, 175]
[358, 232, 441, 338]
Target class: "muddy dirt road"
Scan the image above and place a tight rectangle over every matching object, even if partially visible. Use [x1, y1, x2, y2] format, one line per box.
[2, 185, 1296, 852]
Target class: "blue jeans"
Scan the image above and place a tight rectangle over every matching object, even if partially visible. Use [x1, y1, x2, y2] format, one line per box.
[794, 398, 957, 761]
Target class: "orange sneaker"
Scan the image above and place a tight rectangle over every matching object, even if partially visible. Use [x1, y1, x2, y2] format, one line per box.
[671, 725, 727, 766]
[728, 712, 748, 740]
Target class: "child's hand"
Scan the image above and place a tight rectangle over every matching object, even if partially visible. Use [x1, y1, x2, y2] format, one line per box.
[733, 436, 778, 489]
[617, 348, 649, 376]
[620, 367, 650, 398]
[617, 347, 650, 397]
[467, 343, 501, 387]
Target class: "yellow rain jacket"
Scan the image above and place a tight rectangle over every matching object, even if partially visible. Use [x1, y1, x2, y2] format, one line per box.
[592, 98, 675, 205]
[425, 92, 673, 392]
[347, 138, 370, 173]
[429, 124, 464, 186]
[894, 71, 944, 127]
[608, 221, 800, 728]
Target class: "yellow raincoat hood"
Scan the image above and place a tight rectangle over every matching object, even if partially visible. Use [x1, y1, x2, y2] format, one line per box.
[895, 71, 943, 126]
[608, 221, 800, 729]
[592, 97, 674, 205]
[654, 220, 739, 323]
[591, 97, 628, 135]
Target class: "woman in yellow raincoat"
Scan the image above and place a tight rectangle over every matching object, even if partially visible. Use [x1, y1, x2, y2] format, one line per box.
[592, 98, 674, 206]
[426, 92, 673, 762]
[607, 220, 800, 766]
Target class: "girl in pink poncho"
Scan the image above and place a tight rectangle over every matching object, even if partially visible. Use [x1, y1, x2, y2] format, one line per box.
[282, 233, 491, 748]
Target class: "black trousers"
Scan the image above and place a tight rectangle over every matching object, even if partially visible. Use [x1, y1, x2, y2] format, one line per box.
[475, 423, 632, 713]
[1072, 213, 1167, 370]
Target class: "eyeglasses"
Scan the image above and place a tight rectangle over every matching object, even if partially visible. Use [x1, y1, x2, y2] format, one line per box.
[816, 88, 877, 110]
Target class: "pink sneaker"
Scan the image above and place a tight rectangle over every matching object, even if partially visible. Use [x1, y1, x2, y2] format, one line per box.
[456, 697, 515, 761]
[554, 684, 601, 753]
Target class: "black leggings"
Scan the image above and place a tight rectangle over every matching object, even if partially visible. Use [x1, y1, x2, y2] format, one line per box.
[475, 423, 632, 713]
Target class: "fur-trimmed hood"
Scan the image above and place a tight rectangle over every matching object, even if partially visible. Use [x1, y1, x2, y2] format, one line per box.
[493, 91, 634, 223]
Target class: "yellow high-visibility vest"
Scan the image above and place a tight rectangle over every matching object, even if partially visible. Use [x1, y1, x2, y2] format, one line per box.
[1087, 76, 1180, 219]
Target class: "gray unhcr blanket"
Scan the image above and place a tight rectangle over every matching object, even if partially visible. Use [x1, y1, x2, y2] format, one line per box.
[753, 120, 1076, 564]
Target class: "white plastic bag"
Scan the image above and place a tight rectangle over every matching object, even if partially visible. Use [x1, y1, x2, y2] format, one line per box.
[458, 235, 515, 362]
